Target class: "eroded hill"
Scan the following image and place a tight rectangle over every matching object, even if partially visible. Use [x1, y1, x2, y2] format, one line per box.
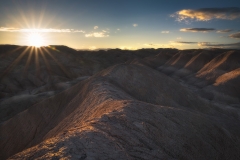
[0, 46, 239, 159]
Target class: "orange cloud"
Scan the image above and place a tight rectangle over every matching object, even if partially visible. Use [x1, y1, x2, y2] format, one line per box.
[172, 7, 240, 22]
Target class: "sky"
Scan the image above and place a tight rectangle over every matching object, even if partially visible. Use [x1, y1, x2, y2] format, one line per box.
[0, 0, 240, 50]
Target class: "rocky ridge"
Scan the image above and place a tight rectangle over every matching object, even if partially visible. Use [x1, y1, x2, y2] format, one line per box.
[0, 46, 239, 159]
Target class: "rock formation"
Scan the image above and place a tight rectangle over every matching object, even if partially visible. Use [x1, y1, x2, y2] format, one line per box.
[0, 45, 239, 159]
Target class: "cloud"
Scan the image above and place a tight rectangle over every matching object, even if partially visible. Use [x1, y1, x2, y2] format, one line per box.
[117, 28, 120, 31]
[73, 30, 85, 33]
[169, 41, 199, 47]
[89, 46, 97, 50]
[172, 7, 240, 22]
[144, 41, 197, 48]
[85, 32, 109, 37]
[0, 27, 19, 32]
[161, 31, 169, 34]
[94, 26, 98, 29]
[133, 24, 138, 27]
[144, 43, 161, 47]
[144, 43, 174, 48]
[174, 41, 198, 44]
[119, 46, 137, 50]
[180, 28, 216, 32]
[198, 42, 240, 48]
[173, 41, 240, 48]
[217, 29, 233, 33]
[229, 32, 240, 39]
[0, 27, 85, 33]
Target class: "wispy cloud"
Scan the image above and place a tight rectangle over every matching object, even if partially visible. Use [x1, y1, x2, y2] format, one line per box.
[144, 41, 198, 48]
[0, 27, 85, 33]
[217, 29, 233, 33]
[85, 31, 109, 38]
[94, 26, 98, 29]
[161, 31, 170, 34]
[144, 43, 174, 48]
[172, 7, 240, 22]
[173, 41, 240, 49]
[89, 46, 97, 50]
[174, 41, 198, 44]
[144, 43, 161, 47]
[117, 28, 120, 31]
[180, 28, 216, 32]
[119, 46, 137, 50]
[133, 24, 138, 27]
[169, 41, 199, 47]
[198, 42, 240, 48]
[229, 32, 240, 39]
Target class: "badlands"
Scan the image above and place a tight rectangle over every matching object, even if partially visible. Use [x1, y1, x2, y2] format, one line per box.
[0, 45, 240, 159]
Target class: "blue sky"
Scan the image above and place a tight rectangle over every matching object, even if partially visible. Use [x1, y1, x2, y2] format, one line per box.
[0, 0, 240, 49]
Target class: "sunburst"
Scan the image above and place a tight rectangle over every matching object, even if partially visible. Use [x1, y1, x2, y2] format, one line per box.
[27, 32, 44, 47]
[1, 8, 69, 80]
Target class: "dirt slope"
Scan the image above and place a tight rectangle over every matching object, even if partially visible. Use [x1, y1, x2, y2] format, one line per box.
[0, 46, 240, 159]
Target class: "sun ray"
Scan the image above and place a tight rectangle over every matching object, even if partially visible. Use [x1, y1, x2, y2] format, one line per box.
[0, 46, 24, 60]
[19, 10, 31, 29]
[39, 48, 52, 75]
[6, 0, 29, 29]
[24, 46, 34, 75]
[42, 47, 72, 78]
[1, 46, 31, 78]
[14, 2, 31, 29]
[34, 47, 40, 77]
[7, 14, 24, 29]
[38, 8, 46, 29]
[40, 14, 56, 28]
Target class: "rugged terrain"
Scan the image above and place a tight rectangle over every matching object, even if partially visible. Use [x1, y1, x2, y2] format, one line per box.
[0, 45, 240, 159]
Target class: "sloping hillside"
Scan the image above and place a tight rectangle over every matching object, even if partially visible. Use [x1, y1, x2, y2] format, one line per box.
[0, 46, 239, 159]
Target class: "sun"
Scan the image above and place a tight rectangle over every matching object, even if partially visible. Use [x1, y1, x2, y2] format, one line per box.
[27, 32, 44, 47]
